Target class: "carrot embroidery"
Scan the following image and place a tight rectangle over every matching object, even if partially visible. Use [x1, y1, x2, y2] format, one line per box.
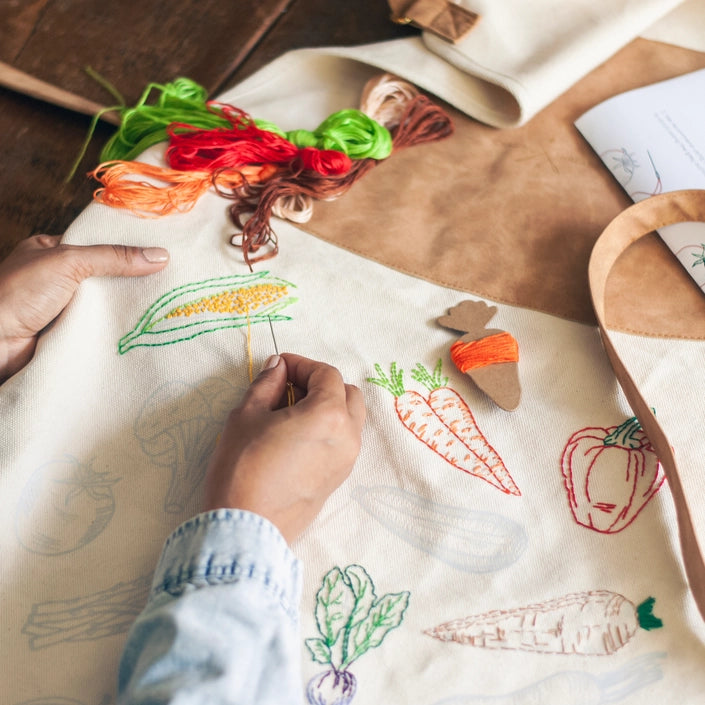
[367, 360, 520, 495]
[425, 591, 663, 656]
[561, 416, 665, 534]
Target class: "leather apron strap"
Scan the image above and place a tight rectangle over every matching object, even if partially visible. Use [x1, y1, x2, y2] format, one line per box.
[589, 189, 705, 621]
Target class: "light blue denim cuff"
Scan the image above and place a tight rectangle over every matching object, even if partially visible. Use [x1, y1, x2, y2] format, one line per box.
[150, 508, 303, 623]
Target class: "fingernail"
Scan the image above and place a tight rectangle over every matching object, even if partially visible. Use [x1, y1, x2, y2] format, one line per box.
[141, 247, 169, 263]
[260, 354, 281, 373]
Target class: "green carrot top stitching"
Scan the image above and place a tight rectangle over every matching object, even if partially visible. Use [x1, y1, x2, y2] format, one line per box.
[411, 359, 447, 391]
[367, 362, 405, 397]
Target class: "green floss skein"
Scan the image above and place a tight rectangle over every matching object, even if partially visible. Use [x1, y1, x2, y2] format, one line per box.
[276, 109, 392, 159]
[79, 75, 393, 175]
[100, 78, 230, 162]
[253, 119, 287, 139]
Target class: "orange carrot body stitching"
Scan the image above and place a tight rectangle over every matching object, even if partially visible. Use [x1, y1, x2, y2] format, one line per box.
[368, 360, 520, 495]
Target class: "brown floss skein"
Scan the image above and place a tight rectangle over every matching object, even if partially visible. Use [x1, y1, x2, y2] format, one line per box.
[227, 95, 454, 267]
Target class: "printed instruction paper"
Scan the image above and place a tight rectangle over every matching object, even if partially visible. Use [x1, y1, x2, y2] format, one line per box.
[576, 68, 705, 292]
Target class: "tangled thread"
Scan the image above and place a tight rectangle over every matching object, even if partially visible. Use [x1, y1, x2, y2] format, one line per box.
[88, 73, 453, 265]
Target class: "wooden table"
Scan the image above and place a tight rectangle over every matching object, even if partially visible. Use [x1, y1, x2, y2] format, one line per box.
[0, 0, 417, 260]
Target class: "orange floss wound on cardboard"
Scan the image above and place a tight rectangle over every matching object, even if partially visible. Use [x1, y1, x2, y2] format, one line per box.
[438, 300, 521, 411]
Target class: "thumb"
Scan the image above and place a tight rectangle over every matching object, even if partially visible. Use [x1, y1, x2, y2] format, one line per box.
[241, 355, 288, 411]
[61, 244, 170, 281]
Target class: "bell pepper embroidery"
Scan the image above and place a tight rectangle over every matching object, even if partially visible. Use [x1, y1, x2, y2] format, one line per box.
[561, 416, 665, 533]
[367, 360, 520, 495]
[118, 272, 297, 353]
[425, 591, 663, 656]
[305, 564, 410, 705]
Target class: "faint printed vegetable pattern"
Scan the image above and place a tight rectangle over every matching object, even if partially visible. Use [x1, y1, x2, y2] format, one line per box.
[430, 652, 666, 705]
[305, 564, 410, 705]
[15, 697, 111, 705]
[15, 455, 120, 555]
[690, 243, 705, 268]
[352, 485, 526, 573]
[425, 591, 662, 656]
[22, 575, 151, 650]
[118, 272, 297, 353]
[561, 416, 665, 534]
[14, 699, 88, 705]
[134, 377, 243, 514]
[368, 360, 519, 495]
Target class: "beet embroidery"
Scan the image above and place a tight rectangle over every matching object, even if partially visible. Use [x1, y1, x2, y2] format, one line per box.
[305, 564, 410, 705]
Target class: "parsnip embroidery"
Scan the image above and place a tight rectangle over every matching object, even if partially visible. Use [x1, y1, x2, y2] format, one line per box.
[352, 486, 526, 573]
[118, 272, 297, 353]
[425, 591, 663, 656]
[368, 360, 519, 495]
[561, 416, 665, 534]
[305, 564, 410, 705]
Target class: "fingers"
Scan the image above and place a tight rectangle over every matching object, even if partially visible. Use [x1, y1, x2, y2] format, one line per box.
[345, 383, 366, 429]
[24, 234, 62, 250]
[281, 353, 347, 404]
[280, 353, 365, 425]
[239, 355, 289, 412]
[59, 244, 170, 282]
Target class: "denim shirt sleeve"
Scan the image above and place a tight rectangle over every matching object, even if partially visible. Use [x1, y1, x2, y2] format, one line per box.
[117, 508, 304, 705]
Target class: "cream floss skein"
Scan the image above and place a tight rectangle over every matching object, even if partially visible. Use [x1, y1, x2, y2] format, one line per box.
[269, 74, 421, 227]
[360, 73, 420, 129]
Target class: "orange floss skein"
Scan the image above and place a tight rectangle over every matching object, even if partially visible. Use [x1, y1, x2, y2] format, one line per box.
[450, 333, 519, 373]
[90, 161, 280, 216]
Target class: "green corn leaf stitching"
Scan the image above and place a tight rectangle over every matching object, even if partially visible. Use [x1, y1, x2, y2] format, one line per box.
[118, 272, 296, 354]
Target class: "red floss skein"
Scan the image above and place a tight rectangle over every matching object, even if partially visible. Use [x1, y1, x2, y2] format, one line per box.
[228, 94, 454, 266]
[166, 104, 352, 176]
[298, 147, 352, 175]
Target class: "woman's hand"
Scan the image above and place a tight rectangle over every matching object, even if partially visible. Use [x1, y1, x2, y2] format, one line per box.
[204, 353, 366, 544]
[0, 235, 169, 382]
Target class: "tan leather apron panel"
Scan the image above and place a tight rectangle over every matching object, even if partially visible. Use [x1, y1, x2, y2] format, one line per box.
[305, 39, 705, 337]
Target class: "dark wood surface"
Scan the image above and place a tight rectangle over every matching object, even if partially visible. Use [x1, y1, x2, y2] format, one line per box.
[0, 0, 417, 260]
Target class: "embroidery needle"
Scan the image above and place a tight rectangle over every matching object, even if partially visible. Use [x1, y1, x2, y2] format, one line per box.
[267, 315, 280, 356]
[267, 314, 295, 407]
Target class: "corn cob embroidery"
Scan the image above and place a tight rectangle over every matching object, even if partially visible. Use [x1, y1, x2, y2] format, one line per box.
[118, 272, 297, 354]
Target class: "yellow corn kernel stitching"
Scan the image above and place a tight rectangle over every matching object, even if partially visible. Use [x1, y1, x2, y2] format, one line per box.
[165, 284, 288, 318]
